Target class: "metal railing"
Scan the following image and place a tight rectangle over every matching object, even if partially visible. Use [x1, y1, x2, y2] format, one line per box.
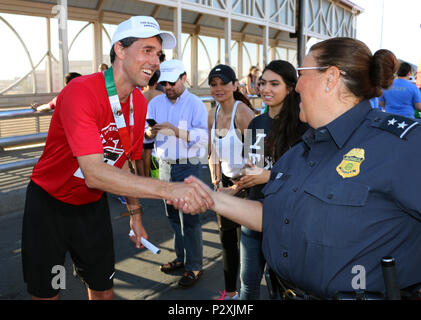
[0, 109, 53, 120]
[0, 95, 261, 173]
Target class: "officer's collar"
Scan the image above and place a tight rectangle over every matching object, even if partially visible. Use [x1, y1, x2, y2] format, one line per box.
[301, 100, 372, 149]
[324, 100, 372, 149]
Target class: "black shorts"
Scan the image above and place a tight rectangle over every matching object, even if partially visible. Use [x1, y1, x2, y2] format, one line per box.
[22, 180, 115, 298]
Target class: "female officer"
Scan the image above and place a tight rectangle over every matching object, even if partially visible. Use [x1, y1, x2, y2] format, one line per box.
[177, 37, 421, 299]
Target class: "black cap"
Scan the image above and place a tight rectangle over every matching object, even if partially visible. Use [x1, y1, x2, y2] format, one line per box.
[208, 64, 237, 84]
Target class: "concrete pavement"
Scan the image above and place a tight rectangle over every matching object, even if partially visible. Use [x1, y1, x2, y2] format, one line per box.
[0, 167, 270, 301]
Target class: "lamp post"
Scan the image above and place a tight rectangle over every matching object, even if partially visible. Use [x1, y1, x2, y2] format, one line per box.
[380, 0, 385, 48]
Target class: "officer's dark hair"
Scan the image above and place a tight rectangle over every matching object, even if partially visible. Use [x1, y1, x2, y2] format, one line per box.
[310, 37, 398, 100]
[262, 60, 305, 161]
[64, 72, 82, 85]
[397, 62, 412, 77]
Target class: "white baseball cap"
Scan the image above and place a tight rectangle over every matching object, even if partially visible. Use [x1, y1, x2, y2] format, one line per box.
[111, 16, 176, 49]
[158, 60, 186, 83]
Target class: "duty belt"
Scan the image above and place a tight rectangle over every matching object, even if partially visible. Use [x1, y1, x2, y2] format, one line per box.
[268, 270, 321, 300]
[267, 267, 421, 300]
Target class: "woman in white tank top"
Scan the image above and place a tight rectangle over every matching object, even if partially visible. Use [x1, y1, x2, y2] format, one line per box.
[207, 64, 255, 300]
[210, 100, 246, 179]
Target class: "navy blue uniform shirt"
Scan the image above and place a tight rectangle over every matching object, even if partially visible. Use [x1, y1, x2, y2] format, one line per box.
[261, 100, 421, 298]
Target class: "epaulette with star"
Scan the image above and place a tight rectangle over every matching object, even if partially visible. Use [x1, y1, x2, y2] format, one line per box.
[378, 114, 419, 139]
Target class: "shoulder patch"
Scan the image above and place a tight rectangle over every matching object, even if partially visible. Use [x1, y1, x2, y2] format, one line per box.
[378, 114, 419, 139]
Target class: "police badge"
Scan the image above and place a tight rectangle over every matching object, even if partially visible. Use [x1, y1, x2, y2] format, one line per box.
[336, 148, 365, 178]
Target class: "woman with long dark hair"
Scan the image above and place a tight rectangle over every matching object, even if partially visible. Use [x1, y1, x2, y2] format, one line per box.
[208, 64, 256, 300]
[236, 60, 307, 299]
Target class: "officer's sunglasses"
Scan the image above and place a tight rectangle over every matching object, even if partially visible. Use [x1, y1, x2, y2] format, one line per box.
[159, 75, 183, 87]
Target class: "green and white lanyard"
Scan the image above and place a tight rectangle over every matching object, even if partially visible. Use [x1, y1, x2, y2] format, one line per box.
[104, 67, 136, 174]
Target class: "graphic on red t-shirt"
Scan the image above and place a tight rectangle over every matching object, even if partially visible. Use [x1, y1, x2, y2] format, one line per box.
[31, 73, 147, 205]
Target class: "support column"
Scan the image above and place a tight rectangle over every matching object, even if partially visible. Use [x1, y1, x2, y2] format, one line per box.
[191, 33, 198, 89]
[224, 17, 231, 65]
[172, 4, 182, 59]
[217, 37, 221, 64]
[263, 25, 269, 67]
[57, 0, 69, 88]
[297, 0, 307, 66]
[271, 47, 276, 61]
[263, 0, 269, 67]
[46, 17, 53, 93]
[94, 0, 106, 72]
[224, 0, 232, 66]
[237, 40, 243, 79]
[93, 21, 103, 72]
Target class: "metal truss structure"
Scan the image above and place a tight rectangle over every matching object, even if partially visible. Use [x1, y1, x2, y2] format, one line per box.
[0, 0, 362, 102]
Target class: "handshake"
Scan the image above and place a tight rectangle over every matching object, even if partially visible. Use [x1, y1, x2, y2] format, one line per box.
[168, 174, 263, 232]
[166, 176, 215, 214]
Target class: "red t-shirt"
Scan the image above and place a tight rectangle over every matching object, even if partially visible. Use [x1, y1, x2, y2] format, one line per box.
[31, 72, 147, 205]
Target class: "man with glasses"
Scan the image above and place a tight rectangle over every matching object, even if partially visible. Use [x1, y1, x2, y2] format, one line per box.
[145, 59, 208, 287]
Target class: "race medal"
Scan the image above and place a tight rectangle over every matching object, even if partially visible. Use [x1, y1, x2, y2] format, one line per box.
[336, 148, 365, 178]
[104, 67, 135, 174]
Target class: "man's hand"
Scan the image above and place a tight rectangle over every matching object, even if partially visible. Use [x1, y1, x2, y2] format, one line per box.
[30, 103, 41, 110]
[166, 177, 214, 214]
[145, 123, 158, 139]
[129, 215, 148, 249]
[153, 122, 179, 137]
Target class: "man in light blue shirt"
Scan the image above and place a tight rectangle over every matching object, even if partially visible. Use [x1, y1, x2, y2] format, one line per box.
[145, 59, 208, 288]
[379, 62, 421, 118]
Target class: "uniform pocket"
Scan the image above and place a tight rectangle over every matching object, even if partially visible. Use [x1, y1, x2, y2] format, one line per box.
[262, 171, 288, 196]
[304, 181, 369, 207]
[302, 181, 370, 248]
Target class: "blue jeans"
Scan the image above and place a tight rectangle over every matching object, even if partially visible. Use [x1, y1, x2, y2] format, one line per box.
[159, 160, 203, 271]
[240, 226, 266, 300]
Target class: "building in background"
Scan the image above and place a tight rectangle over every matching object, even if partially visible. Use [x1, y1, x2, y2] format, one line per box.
[0, 0, 362, 105]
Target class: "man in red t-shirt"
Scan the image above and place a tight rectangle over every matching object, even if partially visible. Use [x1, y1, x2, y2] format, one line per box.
[21, 16, 213, 300]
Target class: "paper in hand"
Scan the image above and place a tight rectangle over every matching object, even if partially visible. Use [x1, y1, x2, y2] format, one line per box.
[129, 230, 161, 254]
